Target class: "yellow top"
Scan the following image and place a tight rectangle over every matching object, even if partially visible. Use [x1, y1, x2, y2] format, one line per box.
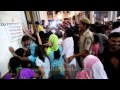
[38, 25, 44, 32]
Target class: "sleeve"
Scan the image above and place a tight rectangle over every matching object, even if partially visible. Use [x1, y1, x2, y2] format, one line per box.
[28, 55, 36, 62]
[91, 61, 108, 79]
[84, 37, 92, 51]
[103, 34, 108, 40]
[62, 40, 68, 57]
[35, 58, 42, 66]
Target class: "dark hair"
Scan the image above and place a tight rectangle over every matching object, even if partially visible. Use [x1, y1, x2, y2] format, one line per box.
[35, 45, 45, 62]
[109, 32, 120, 39]
[73, 25, 79, 34]
[15, 48, 30, 68]
[42, 20, 45, 23]
[65, 28, 74, 37]
[54, 49, 60, 59]
[39, 31, 45, 38]
[35, 21, 39, 25]
[56, 31, 62, 38]
[95, 25, 103, 33]
[112, 21, 120, 29]
[80, 22, 90, 29]
[93, 35, 99, 44]
[74, 25, 79, 30]
[95, 22, 100, 25]
[44, 32, 53, 43]
[22, 35, 30, 42]
[89, 24, 96, 32]
[15, 48, 24, 57]
[9, 57, 21, 74]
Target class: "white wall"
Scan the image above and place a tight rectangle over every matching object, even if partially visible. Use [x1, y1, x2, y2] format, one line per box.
[19, 11, 28, 30]
[0, 11, 27, 77]
[39, 11, 48, 25]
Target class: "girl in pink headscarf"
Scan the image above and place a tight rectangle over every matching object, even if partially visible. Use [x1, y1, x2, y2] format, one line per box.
[76, 55, 108, 79]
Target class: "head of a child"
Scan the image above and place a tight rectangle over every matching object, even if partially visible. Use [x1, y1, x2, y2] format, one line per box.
[15, 48, 25, 57]
[15, 48, 30, 68]
[9, 57, 21, 77]
[110, 50, 120, 69]
[93, 35, 99, 44]
[21, 35, 31, 48]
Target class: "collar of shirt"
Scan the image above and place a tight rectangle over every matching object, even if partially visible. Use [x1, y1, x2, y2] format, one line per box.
[82, 29, 90, 36]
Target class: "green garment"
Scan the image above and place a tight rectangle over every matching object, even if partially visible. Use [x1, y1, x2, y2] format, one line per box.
[46, 34, 59, 56]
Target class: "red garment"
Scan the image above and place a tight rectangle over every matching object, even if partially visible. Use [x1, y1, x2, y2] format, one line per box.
[92, 43, 100, 57]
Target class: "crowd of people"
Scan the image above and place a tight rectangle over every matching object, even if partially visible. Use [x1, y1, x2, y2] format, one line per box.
[2, 17, 120, 79]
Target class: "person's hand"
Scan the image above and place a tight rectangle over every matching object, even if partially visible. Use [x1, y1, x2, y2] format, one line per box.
[9, 46, 18, 57]
[36, 32, 40, 38]
[67, 56, 74, 63]
[9, 46, 15, 53]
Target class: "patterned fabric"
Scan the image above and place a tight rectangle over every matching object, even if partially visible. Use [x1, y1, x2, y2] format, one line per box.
[76, 70, 90, 79]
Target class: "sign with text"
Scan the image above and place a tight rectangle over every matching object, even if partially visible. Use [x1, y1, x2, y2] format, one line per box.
[0, 23, 23, 42]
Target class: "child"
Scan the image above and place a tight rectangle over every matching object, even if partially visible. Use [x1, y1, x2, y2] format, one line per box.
[15, 48, 31, 68]
[92, 35, 100, 57]
[4, 57, 39, 79]
[35, 45, 51, 79]
[4, 57, 21, 79]
[37, 33, 65, 79]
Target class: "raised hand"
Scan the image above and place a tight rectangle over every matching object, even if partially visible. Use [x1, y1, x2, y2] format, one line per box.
[9, 46, 17, 57]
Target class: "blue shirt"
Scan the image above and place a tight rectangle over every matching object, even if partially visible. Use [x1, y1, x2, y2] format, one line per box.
[47, 46, 65, 76]
[28, 42, 37, 63]
[48, 46, 64, 67]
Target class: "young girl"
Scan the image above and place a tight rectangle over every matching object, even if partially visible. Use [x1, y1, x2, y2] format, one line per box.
[4, 57, 39, 79]
[4, 57, 22, 79]
[92, 35, 100, 57]
[35, 45, 51, 79]
[36, 33, 65, 79]
[15, 48, 32, 68]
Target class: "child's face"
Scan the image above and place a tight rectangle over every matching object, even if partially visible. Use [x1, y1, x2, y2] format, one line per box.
[110, 57, 120, 68]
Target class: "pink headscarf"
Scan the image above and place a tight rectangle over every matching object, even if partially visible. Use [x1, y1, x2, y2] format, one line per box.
[83, 55, 99, 77]
[76, 55, 108, 79]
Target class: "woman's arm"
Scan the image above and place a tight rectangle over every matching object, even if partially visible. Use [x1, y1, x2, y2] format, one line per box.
[9, 46, 29, 61]
[36, 32, 42, 45]
[38, 66, 46, 79]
